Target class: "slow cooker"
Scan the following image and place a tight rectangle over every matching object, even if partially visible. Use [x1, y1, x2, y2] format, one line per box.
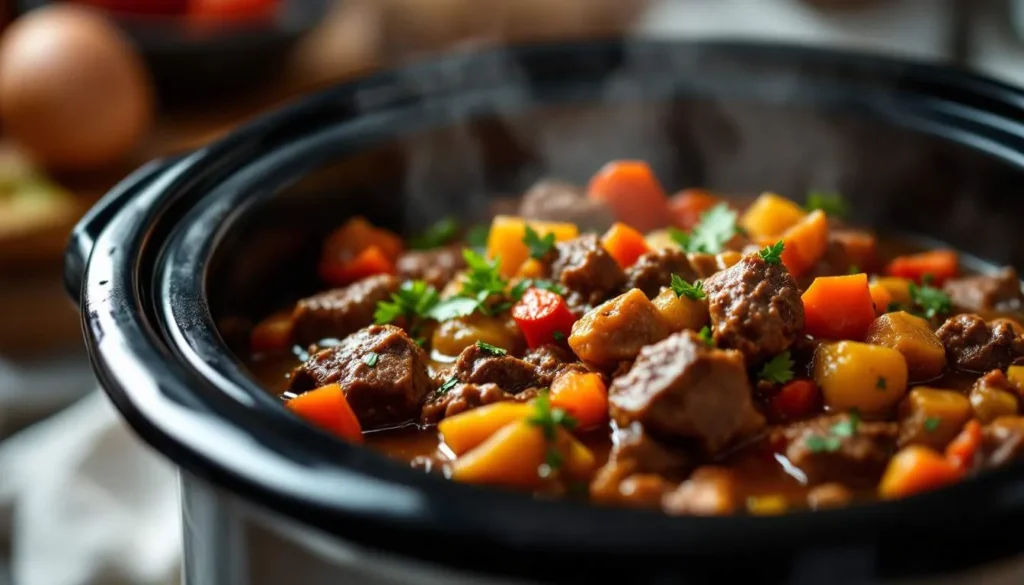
[64, 40, 1024, 584]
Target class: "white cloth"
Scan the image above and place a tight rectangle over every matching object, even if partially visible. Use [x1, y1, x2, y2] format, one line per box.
[0, 390, 180, 585]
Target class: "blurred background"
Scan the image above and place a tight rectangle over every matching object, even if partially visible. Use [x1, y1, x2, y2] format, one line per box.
[1, 0, 1024, 584]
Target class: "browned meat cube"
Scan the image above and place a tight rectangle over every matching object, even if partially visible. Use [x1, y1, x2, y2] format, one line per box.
[395, 244, 466, 290]
[589, 423, 690, 507]
[944, 267, 1022, 313]
[625, 247, 698, 299]
[771, 413, 898, 488]
[451, 342, 542, 394]
[291, 274, 399, 346]
[548, 234, 626, 311]
[569, 288, 669, 368]
[420, 382, 512, 425]
[937, 313, 1024, 372]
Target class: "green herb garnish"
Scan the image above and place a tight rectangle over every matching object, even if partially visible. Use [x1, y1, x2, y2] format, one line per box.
[807, 412, 860, 453]
[669, 203, 738, 254]
[408, 217, 459, 250]
[527, 391, 578, 476]
[363, 352, 379, 367]
[924, 417, 941, 433]
[805, 191, 848, 218]
[698, 326, 714, 347]
[830, 411, 860, 438]
[457, 249, 511, 317]
[475, 341, 508, 356]
[670, 274, 706, 301]
[806, 435, 843, 453]
[437, 376, 459, 395]
[758, 351, 795, 385]
[908, 278, 952, 320]
[425, 297, 479, 322]
[465, 224, 490, 251]
[758, 240, 785, 265]
[523, 225, 556, 260]
[374, 280, 440, 325]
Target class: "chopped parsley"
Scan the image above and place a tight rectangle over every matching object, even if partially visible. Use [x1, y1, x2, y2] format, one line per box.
[527, 391, 578, 476]
[807, 412, 860, 453]
[924, 416, 941, 433]
[465, 224, 490, 251]
[758, 351, 795, 385]
[908, 278, 952, 320]
[425, 297, 479, 322]
[876, 376, 887, 391]
[669, 203, 738, 254]
[437, 376, 459, 395]
[374, 280, 440, 325]
[670, 274, 706, 301]
[758, 240, 785, 265]
[476, 341, 508, 356]
[523, 225, 556, 260]
[408, 217, 459, 250]
[805, 191, 848, 218]
[363, 352, 379, 367]
[698, 326, 714, 346]
[806, 435, 842, 453]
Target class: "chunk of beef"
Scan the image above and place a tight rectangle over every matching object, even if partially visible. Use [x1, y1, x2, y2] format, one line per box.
[518, 179, 615, 232]
[662, 467, 739, 516]
[625, 248, 698, 298]
[420, 382, 512, 424]
[452, 343, 541, 393]
[289, 324, 432, 429]
[771, 413, 898, 487]
[291, 274, 399, 346]
[944, 268, 1023, 313]
[703, 254, 804, 363]
[522, 344, 589, 386]
[980, 416, 1024, 468]
[590, 422, 691, 507]
[396, 245, 466, 290]
[936, 313, 1024, 372]
[549, 234, 626, 311]
[568, 289, 669, 368]
[686, 251, 744, 280]
[608, 330, 765, 452]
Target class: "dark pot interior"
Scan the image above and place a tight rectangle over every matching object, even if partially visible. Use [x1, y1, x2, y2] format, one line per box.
[71, 41, 1024, 583]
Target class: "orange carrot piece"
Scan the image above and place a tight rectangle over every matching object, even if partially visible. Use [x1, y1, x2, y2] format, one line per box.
[770, 379, 820, 420]
[801, 273, 876, 340]
[586, 160, 671, 232]
[550, 371, 609, 430]
[945, 419, 982, 473]
[868, 282, 894, 315]
[321, 216, 403, 263]
[879, 445, 962, 499]
[885, 250, 958, 285]
[779, 210, 829, 277]
[250, 311, 293, 353]
[601, 222, 650, 268]
[669, 189, 720, 230]
[286, 384, 363, 443]
[319, 244, 395, 287]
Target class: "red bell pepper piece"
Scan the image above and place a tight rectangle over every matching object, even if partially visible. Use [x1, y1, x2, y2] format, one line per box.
[770, 379, 820, 420]
[511, 288, 578, 349]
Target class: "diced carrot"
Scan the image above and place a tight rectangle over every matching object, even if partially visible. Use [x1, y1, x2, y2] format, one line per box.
[250, 311, 293, 353]
[550, 371, 609, 430]
[601, 222, 650, 268]
[879, 445, 962, 499]
[739, 192, 807, 241]
[285, 384, 363, 443]
[586, 160, 671, 233]
[885, 250, 958, 285]
[321, 216, 403, 263]
[669, 189, 720, 230]
[945, 419, 982, 473]
[486, 216, 579, 278]
[438, 402, 534, 455]
[319, 245, 395, 287]
[779, 210, 829, 277]
[511, 288, 578, 349]
[801, 273, 876, 340]
[770, 379, 820, 420]
[831, 230, 877, 272]
[868, 282, 894, 315]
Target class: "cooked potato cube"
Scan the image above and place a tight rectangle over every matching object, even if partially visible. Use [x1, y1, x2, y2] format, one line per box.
[569, 288, 669, 367]
[970, 384, 1019, 424]
[864, 311, 946, 381]
[651, 288, 709, 333]
[813, 341, 908, 414]
[897, 387, 972, 449]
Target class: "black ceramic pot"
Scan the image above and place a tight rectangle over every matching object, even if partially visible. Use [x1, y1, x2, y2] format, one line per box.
[65, 41, 1024, 585]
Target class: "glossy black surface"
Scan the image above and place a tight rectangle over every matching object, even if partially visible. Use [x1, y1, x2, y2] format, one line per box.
[68, 41, 1024, 583]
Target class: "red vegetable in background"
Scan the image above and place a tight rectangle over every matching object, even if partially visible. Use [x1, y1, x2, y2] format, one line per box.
[885, 250, 958, 285]
[771, 379, 820, 420]
[318, 217, 402, 286]
[511, 287, 578, 349]
[669, 189, 719, 230]
[319, 244, 394, 286]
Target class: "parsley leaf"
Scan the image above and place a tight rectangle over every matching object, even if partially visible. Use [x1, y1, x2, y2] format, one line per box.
[459, 249, 510, 316]
[523, 225, 556, 260]
[698, 326, 714, 347]
[408, 217, 459, 250]
[670, 274, 706, 300]
[908, 279, 952, 320]
[807, 412, 859, 453]
[924, 416, 941, 432]
[527, 391, 578, 476]
[374, 280, 440, 325]
[830, 411, 860, 438]
[758, 351, 794, 385]
[425, 297, 478, 322]
[476, 340, 508, 356]
[806, 435, 842, 453]
[758, 240, 785, 265]
[437, 376, 459, 395]
[670, 203, 738, 254]
[465, 225, 490, 251]
[806, 191, 848, 218]
[363, 352, 379, 367]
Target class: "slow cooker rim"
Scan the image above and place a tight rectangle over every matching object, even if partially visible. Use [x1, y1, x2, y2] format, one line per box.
[69, 38, 1024, 579]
